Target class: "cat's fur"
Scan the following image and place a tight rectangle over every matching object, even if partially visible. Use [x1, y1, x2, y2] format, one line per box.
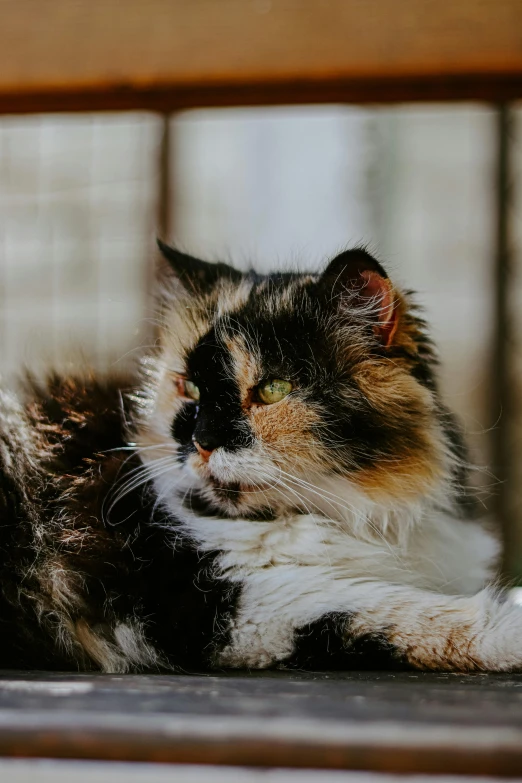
[0, 243, 519, 673]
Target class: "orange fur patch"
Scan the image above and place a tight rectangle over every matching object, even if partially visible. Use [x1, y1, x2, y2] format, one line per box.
[224, 335, 260, 401]
[249, 397, 321, 470]
[356, 448, 442, 504]
[348, 352, 444, 503]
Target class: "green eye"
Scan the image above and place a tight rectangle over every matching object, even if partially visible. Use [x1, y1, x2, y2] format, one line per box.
[257, 379, 293, 405]
[184, 380, 200, 401]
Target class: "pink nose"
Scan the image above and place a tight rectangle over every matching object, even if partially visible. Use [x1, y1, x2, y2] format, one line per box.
[194, 441, 213, 461]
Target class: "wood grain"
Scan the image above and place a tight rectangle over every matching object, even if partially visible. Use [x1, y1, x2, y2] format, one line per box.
[0, 0, 521, 113]
[0, 671, 521, 775]
[1, 716, 522, 776]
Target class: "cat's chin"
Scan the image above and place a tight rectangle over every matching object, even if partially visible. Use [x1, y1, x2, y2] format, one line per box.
[183, 451, 282, 517]
[205, 476, 273, 514]
[208, 466, 273, 490]
[209, 477, 264, 494]
[181, 481, 276, 520]
[189, 452, 272, 494]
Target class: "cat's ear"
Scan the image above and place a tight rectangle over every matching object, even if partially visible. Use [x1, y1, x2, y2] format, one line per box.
[157, 239, 243, 295]
[318, 249, 398, 347]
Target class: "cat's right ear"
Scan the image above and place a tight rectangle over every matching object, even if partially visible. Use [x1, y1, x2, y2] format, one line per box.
[157, 239, 243, 295]
[317, 248, 399, 348]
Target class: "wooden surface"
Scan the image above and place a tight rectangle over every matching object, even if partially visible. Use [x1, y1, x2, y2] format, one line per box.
[0, 671, 522, 775]
[1, 759, 516, 783]
[1, 0, 522, 114]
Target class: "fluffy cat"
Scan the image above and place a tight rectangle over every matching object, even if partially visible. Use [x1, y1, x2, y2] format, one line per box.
[0, 243, 519, 673]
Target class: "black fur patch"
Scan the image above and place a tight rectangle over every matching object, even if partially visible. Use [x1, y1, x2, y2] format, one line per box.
[284, 615, 410, 672]
[187, 327, 252, 452]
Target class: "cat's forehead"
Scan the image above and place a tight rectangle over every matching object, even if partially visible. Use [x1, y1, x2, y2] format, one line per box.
[191, 278, 325, 374]
[223, 276, 322, 342]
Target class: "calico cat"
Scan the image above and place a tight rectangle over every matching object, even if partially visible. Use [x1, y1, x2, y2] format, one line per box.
[0, 242, 519, 673]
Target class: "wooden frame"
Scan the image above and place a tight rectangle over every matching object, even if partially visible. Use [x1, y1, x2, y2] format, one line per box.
[0, 1, 522, 777]
[1, 672, 522, 776]
[1, 0, 522, 115]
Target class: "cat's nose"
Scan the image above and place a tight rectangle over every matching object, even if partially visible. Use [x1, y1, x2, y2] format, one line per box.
[192, 420, 227, 458]
[193, 439, 214, 461]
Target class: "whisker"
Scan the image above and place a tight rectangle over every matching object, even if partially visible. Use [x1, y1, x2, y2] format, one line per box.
[275, 468, 400, 558]
[103, 442, 175, 454]
[103, 455, 179, 523]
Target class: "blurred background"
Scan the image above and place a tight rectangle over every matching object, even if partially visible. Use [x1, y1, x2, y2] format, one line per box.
[0, 106, 521, 567]
[0, 1, 521, 576]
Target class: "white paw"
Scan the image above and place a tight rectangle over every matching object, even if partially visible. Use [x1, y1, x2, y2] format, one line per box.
[215, 621, 294, 669]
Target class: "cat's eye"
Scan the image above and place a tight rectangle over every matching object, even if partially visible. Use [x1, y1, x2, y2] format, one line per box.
[183, 380, 200, 401]
[257, 379, 293, 405]
[174, 376, 200, 401]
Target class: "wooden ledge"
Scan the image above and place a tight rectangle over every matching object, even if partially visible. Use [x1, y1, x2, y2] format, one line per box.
[1, 73, 522, 116]
[0, 671, 521, 775]
[1, 0, 522, 114]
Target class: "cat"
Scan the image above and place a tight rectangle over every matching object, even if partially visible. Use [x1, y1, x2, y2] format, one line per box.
[0, 241, 519, 674]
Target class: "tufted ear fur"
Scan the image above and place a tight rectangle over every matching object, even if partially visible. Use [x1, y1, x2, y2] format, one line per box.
[318, 249, 399, 347]
[157, 239, 243, 295]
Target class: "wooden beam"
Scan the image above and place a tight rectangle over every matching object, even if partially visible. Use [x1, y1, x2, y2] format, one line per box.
[0, 0, 521, 113]
[492, 105, 517, 579]
[1, 671, 522, 775]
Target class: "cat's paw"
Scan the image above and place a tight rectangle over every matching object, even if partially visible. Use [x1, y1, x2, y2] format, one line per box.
[217, 644, 276, 669]
[215, 620, 294, 669]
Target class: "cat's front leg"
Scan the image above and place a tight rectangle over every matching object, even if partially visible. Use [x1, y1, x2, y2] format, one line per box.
[214, 568, 310, 668]
[216, 569, 522, 671]
[343, 581, 522, 672]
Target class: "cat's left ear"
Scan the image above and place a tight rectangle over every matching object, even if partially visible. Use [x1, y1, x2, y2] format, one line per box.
[157, 239, 243, 295]
[318, 249, 399, 347]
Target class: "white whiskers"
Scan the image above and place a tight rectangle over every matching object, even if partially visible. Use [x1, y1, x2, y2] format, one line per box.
[103, 453, 179, 524]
